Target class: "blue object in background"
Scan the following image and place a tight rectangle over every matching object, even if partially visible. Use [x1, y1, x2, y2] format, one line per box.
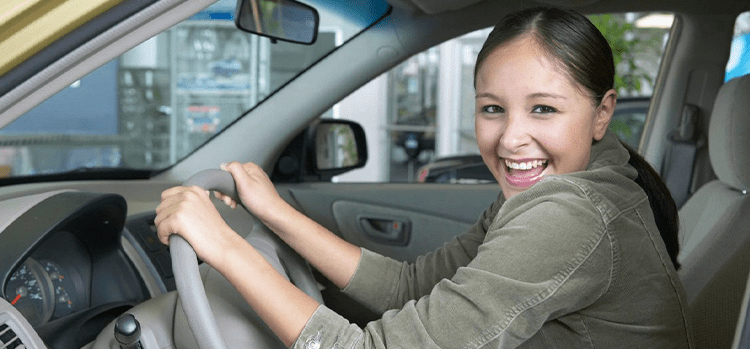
[1, 60, 119, 135]
[726, 33, 750, 82]
[191, 0, 235, 20]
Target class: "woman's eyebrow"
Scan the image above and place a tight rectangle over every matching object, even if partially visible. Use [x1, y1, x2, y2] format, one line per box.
[528, 92, 567, 100]
[475, 92, 498, 99]
[475, 92, 567, 100]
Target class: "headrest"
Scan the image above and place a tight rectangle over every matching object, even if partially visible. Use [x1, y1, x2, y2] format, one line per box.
[709, 74, 750, 192]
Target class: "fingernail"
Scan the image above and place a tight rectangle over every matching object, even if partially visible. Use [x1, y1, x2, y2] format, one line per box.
[220, 163, 227, 170]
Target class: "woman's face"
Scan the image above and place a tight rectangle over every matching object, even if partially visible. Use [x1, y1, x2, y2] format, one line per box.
[475, 35, 615, 199]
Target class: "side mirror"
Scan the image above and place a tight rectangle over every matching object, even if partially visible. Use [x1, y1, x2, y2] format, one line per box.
[312, 121, 367, 172]
[272, 119, 368, 182]
[234, 0, 319, 45]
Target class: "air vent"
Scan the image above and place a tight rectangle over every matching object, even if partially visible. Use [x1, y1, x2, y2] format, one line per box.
[0, 323, 25, 349]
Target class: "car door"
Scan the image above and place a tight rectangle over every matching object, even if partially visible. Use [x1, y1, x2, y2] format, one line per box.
[278, 182, 500, 263]
[273, 180, 498, 326]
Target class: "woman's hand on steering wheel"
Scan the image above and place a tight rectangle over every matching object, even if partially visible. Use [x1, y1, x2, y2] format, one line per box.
[215, 162, 286, 222]
[155, 185, 242, 267]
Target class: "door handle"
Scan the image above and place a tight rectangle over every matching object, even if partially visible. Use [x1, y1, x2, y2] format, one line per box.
[356, 214, 411, 246]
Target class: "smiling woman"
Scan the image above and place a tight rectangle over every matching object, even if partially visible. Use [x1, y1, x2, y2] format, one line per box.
[473, 6, 680, 267]
[474, 34, 616, 198]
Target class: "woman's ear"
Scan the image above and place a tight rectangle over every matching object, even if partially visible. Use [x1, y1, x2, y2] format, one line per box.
[593, 89, 617, 141]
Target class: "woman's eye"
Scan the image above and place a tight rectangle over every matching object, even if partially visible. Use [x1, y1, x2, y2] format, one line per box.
[481, 105, 504, 114]
[532, 105, 557, 114]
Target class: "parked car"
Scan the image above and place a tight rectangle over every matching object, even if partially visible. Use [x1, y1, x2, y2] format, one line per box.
[0, 0, 748, 348]
[417, 154, 494, 183]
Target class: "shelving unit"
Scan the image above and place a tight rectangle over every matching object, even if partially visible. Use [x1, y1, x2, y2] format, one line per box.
[117, 15, 265, 168]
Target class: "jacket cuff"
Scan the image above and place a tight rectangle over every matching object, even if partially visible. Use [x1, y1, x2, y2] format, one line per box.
[341, 247, 403, 313]
[291, 305, 364, 349]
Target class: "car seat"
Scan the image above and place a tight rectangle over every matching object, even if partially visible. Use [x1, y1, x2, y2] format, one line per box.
[730, 268, 750, 348]
[677, 74, 750, 349]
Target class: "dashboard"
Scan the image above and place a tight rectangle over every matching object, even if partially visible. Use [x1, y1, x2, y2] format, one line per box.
[0, 190, 163, 348]
[0, 180, 317, 349]
[5, 233, 89, 327]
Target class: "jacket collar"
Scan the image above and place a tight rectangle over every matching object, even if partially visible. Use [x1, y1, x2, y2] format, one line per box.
[586, 129, 637, 180]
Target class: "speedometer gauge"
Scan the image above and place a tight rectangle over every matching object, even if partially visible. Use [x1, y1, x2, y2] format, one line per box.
[5, 258, 55, 327]
[40, 260, 76, 318]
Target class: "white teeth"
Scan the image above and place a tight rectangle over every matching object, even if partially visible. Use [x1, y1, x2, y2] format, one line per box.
[505, 159, 547, 170]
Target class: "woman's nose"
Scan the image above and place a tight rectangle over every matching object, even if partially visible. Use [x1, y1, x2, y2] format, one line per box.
[499, 114, 530, 154]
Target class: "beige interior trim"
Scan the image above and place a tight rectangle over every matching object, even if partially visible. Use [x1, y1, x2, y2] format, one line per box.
[0, 0, 124, 76]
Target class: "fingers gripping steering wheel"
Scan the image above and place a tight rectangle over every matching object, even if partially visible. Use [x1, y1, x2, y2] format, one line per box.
[169, 169, 322, 349]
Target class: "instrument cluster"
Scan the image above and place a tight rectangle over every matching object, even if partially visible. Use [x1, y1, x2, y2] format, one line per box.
[5, 256, 84, 327]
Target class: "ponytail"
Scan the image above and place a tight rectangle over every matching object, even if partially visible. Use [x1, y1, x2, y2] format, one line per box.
[622, 141, 681, 270]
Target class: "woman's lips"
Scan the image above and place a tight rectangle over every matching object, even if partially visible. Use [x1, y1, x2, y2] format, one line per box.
[503, 159, 548, 188]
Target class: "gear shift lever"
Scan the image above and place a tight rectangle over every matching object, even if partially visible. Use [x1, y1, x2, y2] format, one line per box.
[114, 314, 143, 349]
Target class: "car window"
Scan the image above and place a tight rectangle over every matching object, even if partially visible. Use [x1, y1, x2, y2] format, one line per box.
[0, 0, 389, 179]
[335, 12, 673, 183]
[726, 11, 750, 82]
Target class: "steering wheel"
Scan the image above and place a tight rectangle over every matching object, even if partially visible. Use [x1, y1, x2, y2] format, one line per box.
[169, 169, 323, 349]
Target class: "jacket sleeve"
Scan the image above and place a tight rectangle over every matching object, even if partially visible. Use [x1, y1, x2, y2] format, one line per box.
[340, 194, 503, 314]
[291, 185, 615, 349]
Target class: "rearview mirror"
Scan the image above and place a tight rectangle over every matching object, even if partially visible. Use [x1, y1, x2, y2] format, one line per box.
[234, 0, 319, 45]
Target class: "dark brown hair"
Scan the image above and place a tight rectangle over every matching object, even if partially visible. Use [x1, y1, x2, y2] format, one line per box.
[474, 7, 680, 269]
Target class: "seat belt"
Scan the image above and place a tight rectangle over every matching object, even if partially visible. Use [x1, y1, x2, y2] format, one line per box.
[661, 104, 704, 208]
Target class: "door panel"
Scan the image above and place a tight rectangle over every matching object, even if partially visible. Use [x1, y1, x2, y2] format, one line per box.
[278, 182, 501, 262]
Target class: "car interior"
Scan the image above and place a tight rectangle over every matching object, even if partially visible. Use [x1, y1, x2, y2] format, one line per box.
[0, 0, 749, 348]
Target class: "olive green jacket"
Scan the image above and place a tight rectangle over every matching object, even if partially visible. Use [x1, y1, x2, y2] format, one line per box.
[293, 130, 692, 349]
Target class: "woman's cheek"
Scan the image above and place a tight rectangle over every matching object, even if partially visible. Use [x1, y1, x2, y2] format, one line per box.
[475, 118, 501, 148]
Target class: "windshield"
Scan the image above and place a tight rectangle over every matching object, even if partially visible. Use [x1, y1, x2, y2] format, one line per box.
[0, 0, 389, 180]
